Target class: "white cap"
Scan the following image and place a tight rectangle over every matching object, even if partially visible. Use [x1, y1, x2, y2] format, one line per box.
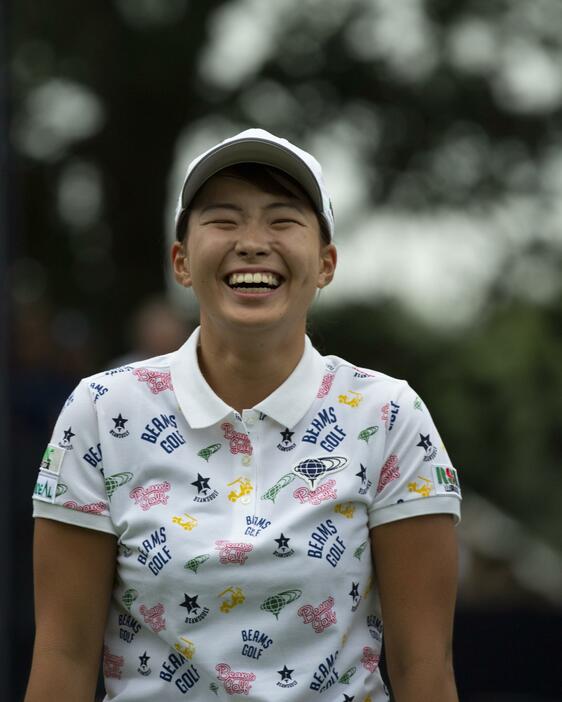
[174, 128, 334, 240]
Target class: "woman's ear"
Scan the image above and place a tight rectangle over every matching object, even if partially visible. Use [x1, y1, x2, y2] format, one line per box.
[317, 243, 337, 289]
[171, 241, 192, 289]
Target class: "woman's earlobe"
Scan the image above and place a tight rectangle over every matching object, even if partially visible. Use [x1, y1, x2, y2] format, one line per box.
[171, 242, 192, 288]
[318, 244, 337, 288]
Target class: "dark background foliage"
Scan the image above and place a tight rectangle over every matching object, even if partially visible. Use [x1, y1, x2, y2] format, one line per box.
[4, 0, 562, 699]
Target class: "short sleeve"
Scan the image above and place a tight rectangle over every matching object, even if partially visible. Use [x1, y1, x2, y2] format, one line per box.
[368, 382, 461, 528]
[32, 379, 117, 535]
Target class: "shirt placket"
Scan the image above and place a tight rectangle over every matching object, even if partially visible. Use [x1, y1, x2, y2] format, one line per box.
[239, 409, 259, 517]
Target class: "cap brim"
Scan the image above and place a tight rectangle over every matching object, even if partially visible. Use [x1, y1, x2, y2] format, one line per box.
[180, 137, 324, 215]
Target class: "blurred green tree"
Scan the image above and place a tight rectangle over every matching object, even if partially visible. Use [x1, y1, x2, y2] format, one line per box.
[10, 0, 562, 550]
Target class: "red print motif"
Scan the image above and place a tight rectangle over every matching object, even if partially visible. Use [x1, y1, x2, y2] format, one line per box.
[221, 422, 253, 455]
[316, 373, 335, 399]
[298, 596, 337, 633]
[215, 540, 253, 565]
[293, 479, 337, 505]
[129, 481, 171, 510]
[380, 402, 389, 428]
[63, 500, 107, 514]
[376, 454, 400, 495]
[361, 646, 380, 672]
[139, 603, 166, 632]
[103, 646, 124, 679]
[133, 368, 173, 394]
[215, 663, 256, 695]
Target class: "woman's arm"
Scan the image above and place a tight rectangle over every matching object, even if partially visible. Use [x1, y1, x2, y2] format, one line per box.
[25, 518, 117, 702]
[370, 513, 459, 702]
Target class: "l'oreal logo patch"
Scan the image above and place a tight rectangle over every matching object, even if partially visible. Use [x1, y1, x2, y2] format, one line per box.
[33, 472, 58, 503]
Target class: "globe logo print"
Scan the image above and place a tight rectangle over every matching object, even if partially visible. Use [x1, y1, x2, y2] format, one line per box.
[293, 456, 348, 488]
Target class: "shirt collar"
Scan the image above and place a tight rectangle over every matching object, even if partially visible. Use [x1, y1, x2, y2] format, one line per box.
[170, 327, 326, 430]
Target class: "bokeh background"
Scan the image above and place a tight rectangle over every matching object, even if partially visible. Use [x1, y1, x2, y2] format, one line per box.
[2, 0, 562, 700]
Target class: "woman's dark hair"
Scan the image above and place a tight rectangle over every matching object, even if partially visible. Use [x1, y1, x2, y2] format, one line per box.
[176, 162, 331, 244]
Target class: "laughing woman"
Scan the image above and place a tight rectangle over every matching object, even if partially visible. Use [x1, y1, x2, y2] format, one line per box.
[26, 129, 461, 702]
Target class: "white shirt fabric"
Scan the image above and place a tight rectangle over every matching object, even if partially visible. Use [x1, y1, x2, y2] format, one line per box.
[33, 327, 461, 701]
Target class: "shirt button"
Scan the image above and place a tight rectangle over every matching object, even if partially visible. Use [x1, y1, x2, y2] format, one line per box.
[245, 415, 257, 427]
[241, 454, 252, 466]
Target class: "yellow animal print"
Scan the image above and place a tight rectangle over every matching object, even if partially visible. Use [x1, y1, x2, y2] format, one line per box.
[338, 390, 364, 407]
[407, 476, 433, 497]
[174, 637, 195, 659]
[218, 586, 246, 613]
[171, 513, 198, 531]
[334, 502, 356, 519]
[227, 477, 254, 502]
[362, 576, 372, 598]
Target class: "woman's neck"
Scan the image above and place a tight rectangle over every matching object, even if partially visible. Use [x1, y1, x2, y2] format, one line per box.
[196, 322, 306, 414]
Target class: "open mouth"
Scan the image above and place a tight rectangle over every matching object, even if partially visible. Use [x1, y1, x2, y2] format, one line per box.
[225, 272, 283, 293]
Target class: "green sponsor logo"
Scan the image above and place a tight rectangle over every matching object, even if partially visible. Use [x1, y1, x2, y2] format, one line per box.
[435, 466, 460, 493]
[40, 446, 55, 470]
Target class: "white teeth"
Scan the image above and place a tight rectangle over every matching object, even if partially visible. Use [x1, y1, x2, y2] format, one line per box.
[227, 272, 280, 287]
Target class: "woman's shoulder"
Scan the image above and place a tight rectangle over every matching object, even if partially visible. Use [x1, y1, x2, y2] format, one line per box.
[320, 352, 411, 399]
[69, 352, 177, 408]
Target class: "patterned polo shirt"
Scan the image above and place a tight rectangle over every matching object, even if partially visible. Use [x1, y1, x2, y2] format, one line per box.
[32, 327, 461, 701]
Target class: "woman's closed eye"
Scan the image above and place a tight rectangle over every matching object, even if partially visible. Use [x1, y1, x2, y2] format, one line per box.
[204, 219, 238, 226]
[271, 218, 303, 226]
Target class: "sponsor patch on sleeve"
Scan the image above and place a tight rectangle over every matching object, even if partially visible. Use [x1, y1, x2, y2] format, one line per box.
[39, 444, 67, 476]
[33, 472, 58, 503]
[431, 465, 461, 497]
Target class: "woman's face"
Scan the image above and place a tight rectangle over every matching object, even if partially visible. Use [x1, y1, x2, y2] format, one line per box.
[171, 172, 337, 338]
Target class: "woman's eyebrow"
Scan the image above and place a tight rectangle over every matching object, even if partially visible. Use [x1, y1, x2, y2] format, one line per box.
[264, 201, 306, 213]
[199, 201, 306, 215]
[199, 203, 244, 215]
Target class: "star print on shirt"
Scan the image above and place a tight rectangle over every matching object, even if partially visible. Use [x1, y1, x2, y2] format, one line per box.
[280, 428, 294, 443]
[277, 665, 294, 681]
[112, 414, 128, 430]
[349, 582, 360, 600]
[179, 594, 200, 614]
[416, 433, 432, 451]
[274, 533, 290, 550]
[342, 695, 355, 702]
[139, 651, 150, 667]
[191, 473, 211, 494]
[356, 464, 367, 483]
[62, 427, 75, 443]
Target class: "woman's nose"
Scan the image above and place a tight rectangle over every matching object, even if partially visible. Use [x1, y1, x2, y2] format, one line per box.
[234, 225, 271, 257]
